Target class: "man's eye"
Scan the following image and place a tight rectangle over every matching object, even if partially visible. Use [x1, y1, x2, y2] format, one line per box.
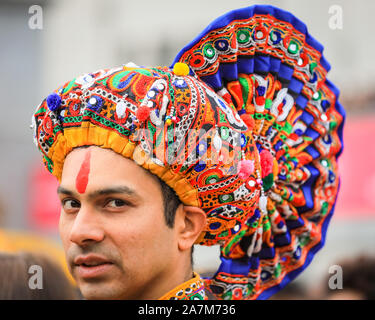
[62, 199, 80, 210]
[106, 199, 127, 208]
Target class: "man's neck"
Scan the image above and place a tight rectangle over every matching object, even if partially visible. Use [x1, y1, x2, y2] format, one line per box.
[128, 258, 193, 300]
[152, 263, 194, 299]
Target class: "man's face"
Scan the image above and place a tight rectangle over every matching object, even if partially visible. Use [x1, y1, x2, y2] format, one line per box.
[58, 146, 178, 299]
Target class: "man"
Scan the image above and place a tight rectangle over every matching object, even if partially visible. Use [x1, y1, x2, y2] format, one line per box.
[31, 5, 345, 300]
[58, 145, 206, 299]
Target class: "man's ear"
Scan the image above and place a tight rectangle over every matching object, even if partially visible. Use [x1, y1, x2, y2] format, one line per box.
[175, 205, 206, 252]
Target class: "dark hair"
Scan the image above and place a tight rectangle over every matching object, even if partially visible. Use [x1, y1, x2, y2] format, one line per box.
[0, 252, 79, 300]
[156, 176, 195, 266]
[157, 176, 181, 228]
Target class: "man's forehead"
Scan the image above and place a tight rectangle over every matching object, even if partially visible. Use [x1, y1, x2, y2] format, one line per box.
[60, 145, 161, 194]
[63, 146, 125, 174]
[67, 145, 115, 160]
[57, 184, 138, 199]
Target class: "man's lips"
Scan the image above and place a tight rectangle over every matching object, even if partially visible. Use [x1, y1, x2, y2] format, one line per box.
[73, 255, 114, 279]
[74, 254, 113, 266]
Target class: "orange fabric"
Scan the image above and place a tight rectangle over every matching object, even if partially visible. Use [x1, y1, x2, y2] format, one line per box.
[158, 272, 207, 300]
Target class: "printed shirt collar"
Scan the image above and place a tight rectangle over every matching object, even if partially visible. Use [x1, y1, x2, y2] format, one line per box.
[158, 272, 207, 300]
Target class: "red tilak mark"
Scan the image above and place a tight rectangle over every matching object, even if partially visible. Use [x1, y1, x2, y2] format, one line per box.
[76, 149, 91, 194]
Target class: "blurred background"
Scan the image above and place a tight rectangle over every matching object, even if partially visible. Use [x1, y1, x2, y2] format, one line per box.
[0, 0, 374, 299]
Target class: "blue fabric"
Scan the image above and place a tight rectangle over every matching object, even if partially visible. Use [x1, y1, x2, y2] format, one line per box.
[259, 246, 276, 259]
[220, 63, 238, 82]
[286, 217, 305, 230]
[254, 55, 270, 73]
[270, 56, 281, 73]
[288, 77, 304, 94]
[305, 127, 320, 140]
[297, 164, 320, 214]
[237, 56, 254, 74]
[200, 72, 223, 90]
[218, 256, 252, 276]
[300, 110, 315, 126]
[278, 63, 294, 80]
[305, 145, 320, 160]
[295, 94, 309, 109]
[274, 232, 292, 246]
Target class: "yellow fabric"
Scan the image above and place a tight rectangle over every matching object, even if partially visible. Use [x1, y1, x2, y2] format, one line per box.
[0, 229, 75, 286]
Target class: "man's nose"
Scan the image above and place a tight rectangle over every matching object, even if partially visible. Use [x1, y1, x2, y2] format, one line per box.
[69, 206, 105, 246]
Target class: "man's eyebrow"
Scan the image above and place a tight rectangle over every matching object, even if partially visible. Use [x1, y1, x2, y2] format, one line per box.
[57, 185, 138, 199]
[88, 186, 136, 199]
[57, 185, 74, 196]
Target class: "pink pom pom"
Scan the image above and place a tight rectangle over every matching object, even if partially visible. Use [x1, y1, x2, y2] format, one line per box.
[238, 160, 255, 180]
[260, 150, 274, 178]
[136, 105, 151, 122]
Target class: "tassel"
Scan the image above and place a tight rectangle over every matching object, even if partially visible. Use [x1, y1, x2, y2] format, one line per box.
[136, 105, 151, 122]
[260, 149, 274, 178]
[238, 159, 255, 180]
[46, 93, 61, 112]
[173, 62, 190, 76]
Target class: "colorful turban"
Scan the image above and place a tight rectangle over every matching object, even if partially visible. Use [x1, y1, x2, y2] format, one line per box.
[31, 5, 345, 300]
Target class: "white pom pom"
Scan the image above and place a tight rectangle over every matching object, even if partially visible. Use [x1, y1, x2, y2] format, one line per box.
[116, 101, 127, 119]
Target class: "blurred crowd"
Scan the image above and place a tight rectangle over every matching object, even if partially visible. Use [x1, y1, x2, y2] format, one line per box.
[0, 198, 79, 299]
[270, 255, 375, 300]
